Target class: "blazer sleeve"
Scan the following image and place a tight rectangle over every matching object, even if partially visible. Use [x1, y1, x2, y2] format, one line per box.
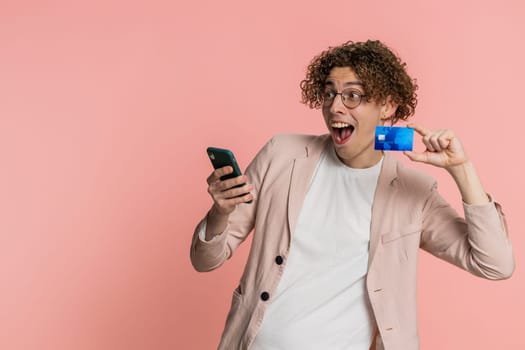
[419, 183, 515, 280]
[189, 137, 276, 272]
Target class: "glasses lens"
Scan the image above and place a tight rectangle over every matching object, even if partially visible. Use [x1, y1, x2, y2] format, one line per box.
[342, 89, 362, 109]
[321, 90, 335, 105]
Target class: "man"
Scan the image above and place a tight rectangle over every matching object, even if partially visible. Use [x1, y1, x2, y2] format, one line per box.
[190, 40, 514, 350]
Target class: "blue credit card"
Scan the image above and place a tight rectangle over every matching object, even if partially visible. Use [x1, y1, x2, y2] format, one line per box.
[375, 126, 414, 151]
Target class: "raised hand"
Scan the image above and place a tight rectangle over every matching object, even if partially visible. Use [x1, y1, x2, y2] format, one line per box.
[207, 166, 254, 216]
[404, 124, 469, 170]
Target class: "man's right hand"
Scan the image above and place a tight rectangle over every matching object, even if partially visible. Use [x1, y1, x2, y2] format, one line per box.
[206, 166, 254, 216]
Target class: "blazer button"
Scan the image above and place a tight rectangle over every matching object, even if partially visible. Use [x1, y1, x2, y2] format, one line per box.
[275, 255, 284, 265]
[260, 292, 270, 301]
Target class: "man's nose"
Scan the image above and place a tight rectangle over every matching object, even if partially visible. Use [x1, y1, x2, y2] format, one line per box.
[330, 93, 346, 114]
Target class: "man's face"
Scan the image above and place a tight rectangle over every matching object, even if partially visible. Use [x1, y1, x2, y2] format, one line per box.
[322, 66, 390, 168]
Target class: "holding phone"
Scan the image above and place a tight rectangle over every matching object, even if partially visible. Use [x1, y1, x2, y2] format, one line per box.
[206, 147, 252, 203]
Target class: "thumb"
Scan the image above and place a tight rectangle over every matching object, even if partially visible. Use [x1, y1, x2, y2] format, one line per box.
[404, 151, 427, 163]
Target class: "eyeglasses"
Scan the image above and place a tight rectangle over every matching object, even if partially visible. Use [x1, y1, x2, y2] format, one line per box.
[321, 88, 367, 109]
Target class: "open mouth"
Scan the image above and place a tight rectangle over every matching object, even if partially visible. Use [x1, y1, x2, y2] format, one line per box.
[331, 121, 355, 145]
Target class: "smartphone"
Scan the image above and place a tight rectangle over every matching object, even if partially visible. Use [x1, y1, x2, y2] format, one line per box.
[206, 147, 252, 203]
[375, 126, 414, 151]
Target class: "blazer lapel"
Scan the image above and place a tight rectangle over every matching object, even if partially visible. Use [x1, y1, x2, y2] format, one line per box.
[287, 136, 330, 239]
[368, 153, 398, 267]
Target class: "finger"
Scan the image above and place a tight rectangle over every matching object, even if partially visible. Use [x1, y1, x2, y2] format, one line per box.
[421, 135, 436, 152]
[218, 192, 254, 208]
[428, 134, 442, 152]
[232, 192, 254, 204]
[209, 176, 250, 201]
[437, 130, 452, 149]
[206, 173, 216, 185]
[230, 191, 254, 204]
[407, 123, 430, 137]
[214, 166, 234, 179]
[221, 183, 254, 199]
[239, 192, 254, 203]
[206, 166, 233, 185]
[404, 151, 429, 163]
[216, 175, 249, 192]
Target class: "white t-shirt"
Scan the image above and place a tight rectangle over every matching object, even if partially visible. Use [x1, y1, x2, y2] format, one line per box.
[251, 146, 382, 350]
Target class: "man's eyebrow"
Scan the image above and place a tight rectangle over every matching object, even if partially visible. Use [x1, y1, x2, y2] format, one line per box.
[324, 80, 364, 87]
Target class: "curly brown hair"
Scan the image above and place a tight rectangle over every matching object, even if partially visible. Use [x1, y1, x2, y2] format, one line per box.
[300, 40, 418, 124]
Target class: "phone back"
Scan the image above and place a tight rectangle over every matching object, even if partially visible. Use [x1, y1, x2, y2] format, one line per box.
[206, 147, 242, 180]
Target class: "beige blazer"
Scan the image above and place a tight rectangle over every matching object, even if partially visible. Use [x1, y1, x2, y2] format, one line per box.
[191, 134, 514, 350]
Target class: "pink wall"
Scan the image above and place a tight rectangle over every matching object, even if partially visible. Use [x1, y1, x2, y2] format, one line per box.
[1, 0, 524, 349]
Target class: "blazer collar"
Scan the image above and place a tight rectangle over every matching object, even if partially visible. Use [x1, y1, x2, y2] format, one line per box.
[287, 135, 331, 237]
[368, 152, 400, 267]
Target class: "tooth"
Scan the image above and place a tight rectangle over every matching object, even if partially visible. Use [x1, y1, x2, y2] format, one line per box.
[332, 122, 350, 128]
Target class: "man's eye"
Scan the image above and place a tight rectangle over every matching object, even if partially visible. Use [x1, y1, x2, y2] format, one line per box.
[345, 91, 361, 100]
[323, 91, 336, 99]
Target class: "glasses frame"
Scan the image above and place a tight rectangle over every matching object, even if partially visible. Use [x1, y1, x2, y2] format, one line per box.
[321, 88, 368, 110]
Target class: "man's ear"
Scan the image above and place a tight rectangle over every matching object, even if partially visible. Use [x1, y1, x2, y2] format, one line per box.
[380, 96, 399, 124]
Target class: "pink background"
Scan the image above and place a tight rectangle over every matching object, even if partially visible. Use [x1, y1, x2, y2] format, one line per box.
[1, 0, 524, 349]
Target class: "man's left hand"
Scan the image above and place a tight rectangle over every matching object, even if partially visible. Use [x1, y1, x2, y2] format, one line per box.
[404, 123, 469, 170]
